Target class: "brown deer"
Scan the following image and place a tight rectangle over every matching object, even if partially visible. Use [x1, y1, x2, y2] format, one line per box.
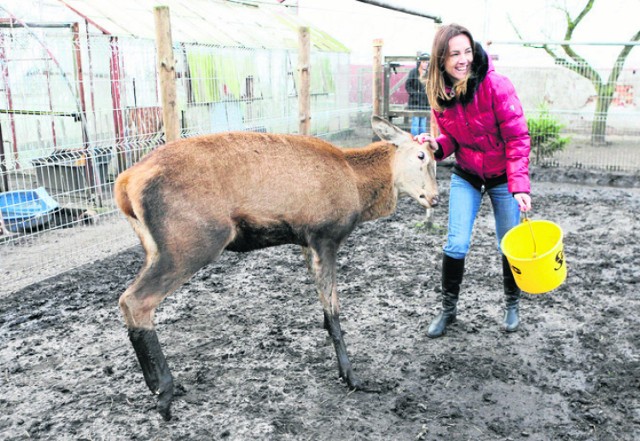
[114, 116, 438, 420]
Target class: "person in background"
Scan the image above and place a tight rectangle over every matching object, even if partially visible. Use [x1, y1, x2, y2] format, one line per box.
[405, 52, 430, 136]
[415, 23, 532, 337]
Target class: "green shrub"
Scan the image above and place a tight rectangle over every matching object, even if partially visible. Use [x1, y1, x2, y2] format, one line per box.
[527, 106, 570, 159]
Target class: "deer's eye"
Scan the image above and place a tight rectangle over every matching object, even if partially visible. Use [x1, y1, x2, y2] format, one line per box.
[417, 151, 426, 160]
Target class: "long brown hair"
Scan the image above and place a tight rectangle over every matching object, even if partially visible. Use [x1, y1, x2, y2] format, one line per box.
[425, 24, 475, 112]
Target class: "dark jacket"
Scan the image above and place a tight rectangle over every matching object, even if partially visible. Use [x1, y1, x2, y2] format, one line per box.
[405, 66, 429, 110]
[433, 43, 531, 194]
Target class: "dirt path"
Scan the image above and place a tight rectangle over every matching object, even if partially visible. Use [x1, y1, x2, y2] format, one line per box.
[1, 175, 639, 440]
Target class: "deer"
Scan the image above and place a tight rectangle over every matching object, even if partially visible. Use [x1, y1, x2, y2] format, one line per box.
[114, 116, 439, 420]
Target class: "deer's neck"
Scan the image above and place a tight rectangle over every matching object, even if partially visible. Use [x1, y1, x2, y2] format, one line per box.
[343, 143, 397, 222]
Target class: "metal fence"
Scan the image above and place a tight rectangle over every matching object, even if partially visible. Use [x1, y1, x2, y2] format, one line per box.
[1, 29, 639, 294]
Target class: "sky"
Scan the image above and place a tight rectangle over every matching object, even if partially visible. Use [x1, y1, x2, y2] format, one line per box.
[296, 0, 640, 69]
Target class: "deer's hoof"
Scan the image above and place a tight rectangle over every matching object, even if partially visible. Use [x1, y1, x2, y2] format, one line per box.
[157, 386, 174, 421]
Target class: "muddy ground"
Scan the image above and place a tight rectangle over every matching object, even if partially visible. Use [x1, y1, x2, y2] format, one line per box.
[1, 167, 639, 441]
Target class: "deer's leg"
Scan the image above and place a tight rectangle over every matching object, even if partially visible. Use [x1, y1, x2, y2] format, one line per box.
[309, 241, 362, 390]
[120, 223, 233, 420]
[119, 258, 184, 421]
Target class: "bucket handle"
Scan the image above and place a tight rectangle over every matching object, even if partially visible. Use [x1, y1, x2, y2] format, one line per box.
[522, 212, 538, 258]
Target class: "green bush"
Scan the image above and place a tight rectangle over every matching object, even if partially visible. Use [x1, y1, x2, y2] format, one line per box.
[527, 106, 570, 159]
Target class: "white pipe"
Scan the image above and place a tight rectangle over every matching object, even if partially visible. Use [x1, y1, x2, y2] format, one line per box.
[489, 40, 640, 46]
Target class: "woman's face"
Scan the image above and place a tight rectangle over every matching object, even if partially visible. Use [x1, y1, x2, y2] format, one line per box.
[444, 34, 473, 82]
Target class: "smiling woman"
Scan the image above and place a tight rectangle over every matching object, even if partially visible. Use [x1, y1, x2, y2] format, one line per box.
[417, 23, 532, 338]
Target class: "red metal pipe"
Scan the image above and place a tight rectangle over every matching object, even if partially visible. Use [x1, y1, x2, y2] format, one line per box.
[57, 0, 112, 35]
[72, 22, 88, 141]
[0, 31, 18, 168]
[84, 20, 98, 133]
[109, 36, 125, 164]
[0, 120, 8, 191]
[72, 22, 103, 200]
[44, 57, 58, 148]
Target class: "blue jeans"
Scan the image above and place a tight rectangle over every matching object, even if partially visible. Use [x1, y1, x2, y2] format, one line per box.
[410, 116, 427, 136]
[444, 173, 521, 260]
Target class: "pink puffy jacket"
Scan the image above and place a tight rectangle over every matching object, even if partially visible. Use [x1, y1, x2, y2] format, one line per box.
[433, 45, 530, 194]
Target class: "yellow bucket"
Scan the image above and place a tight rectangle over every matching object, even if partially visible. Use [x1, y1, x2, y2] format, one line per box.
[500, 218, 566, 294]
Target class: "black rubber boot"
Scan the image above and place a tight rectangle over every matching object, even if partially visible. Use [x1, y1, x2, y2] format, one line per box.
[427, 255, 465, 338]
[502, 255, 521, 332]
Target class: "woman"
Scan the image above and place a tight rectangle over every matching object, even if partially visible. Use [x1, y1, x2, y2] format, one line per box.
[416, 23, 532, 337]
[405, 52, 430, 136]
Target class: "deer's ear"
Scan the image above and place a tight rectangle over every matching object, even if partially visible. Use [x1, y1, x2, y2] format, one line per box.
[371, 115, 411, 147]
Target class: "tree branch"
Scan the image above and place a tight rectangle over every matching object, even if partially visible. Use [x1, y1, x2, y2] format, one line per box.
[608, 29, 640, 87]
[560, 0, 594, 67]
[572, 0, 595, 28]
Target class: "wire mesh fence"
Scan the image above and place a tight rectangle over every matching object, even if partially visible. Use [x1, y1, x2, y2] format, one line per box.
[1, 27, 639, 293]
[492, 42, 640, 171]
[0, 27, 373, 292]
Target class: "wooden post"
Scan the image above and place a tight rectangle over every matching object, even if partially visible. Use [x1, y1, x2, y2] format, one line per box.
[429, 22, 441, 138]
[372, 39, 383, 117]
[154, 6, 180, 143]
[298, 26, 311, 135]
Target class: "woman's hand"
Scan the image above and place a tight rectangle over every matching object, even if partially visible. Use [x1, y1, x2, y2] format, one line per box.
[414, 133, 439, 153]
[514, 193, 532, 212]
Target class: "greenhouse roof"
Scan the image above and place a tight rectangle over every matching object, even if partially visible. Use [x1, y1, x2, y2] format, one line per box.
[58, 0, 349, 52]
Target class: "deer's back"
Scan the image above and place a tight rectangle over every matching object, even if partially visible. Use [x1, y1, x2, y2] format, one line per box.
[117, 132, 363, 238]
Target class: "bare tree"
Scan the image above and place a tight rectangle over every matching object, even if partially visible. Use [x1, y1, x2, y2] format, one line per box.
[512, 0, 640, 144]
